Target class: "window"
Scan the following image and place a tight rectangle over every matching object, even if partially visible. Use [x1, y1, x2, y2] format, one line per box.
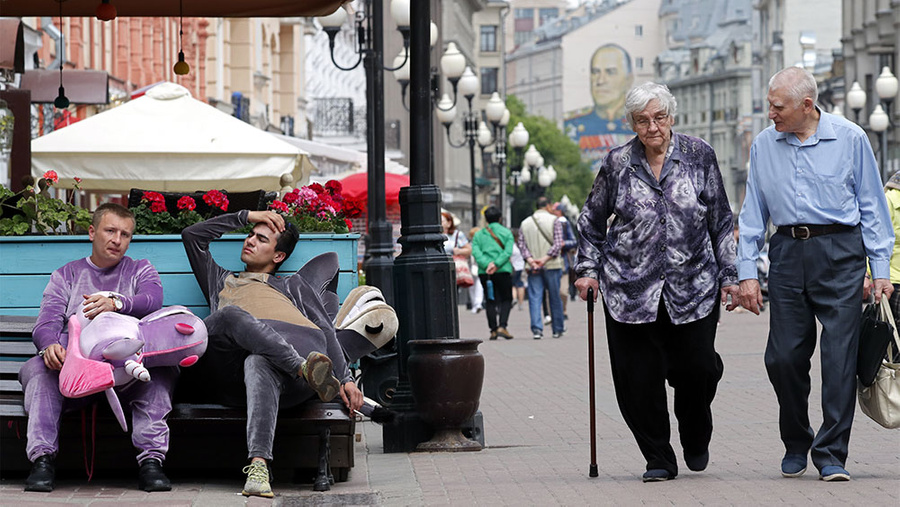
[480, 25, 498, 52]
[514, 8, 534, 46]
[635, 57, 644, 70]
[635, 25, 643, 37]
[539, 8, 559, 25]
[480, 67, 498, 95]
[514, 30, 533, 46]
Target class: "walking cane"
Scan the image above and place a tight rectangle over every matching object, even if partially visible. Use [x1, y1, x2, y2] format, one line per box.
[587, 286, 598, 478]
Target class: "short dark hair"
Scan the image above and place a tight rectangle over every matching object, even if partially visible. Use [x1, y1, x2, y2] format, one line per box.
[536, 196, 551, 210]
[483, 206, 502, 224]
[274, 222, 299, 271]
[93, 203, 135, 230]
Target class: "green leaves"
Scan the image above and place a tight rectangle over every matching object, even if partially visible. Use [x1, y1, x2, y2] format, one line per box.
[0, 184, 91, 235]
[132, 204, 205, 235]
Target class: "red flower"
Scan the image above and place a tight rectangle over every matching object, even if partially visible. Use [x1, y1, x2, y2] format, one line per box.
[73, 177, 82, 184]
[42, 170, 59, 184]
[150, 201, 167, 213]
[325, 180, 342, 195]
[203, 189, 229, 212]
[283, 191, 299, 205]
[142, 191, 165, 204]
[177, 195, 197, 211]
[308, 183, 326, 195]
[270, 200, 290, 213]
[344, 218, 353, 230]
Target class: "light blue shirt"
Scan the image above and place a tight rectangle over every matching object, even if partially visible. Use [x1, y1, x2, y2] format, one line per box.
[737, 110, 894, 280]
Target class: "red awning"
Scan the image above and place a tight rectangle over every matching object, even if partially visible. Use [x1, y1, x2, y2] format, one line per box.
[339, 172, 409, 206]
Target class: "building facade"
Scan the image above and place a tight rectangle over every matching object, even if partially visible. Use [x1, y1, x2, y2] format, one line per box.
[841, 0, 899, 180]
[656, 0, 755, 207]
[506, 0, 665, 170]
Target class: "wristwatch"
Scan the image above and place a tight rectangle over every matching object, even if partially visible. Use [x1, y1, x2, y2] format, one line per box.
[110, 295, 124, 312]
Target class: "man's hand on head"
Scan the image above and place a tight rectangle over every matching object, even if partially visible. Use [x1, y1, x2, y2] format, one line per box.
[41, 343, 66, 370]
[340, 381, 364, 414]
[247, 211, 285, 234]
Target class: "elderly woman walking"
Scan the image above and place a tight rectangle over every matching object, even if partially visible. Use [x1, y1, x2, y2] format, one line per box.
[574, 82, 740, 482]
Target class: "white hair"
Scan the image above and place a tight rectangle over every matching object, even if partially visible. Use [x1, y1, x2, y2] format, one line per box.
[624, 82, 677, 128]
[768, 66, 818, 105]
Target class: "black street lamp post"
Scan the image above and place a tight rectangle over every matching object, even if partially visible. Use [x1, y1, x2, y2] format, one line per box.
[435, 66, 480, 228]
[476, 92, 510, 223]
[318, 1, 410, 305]
[384, 0, 466, 452]
[506, 121, 529, 224]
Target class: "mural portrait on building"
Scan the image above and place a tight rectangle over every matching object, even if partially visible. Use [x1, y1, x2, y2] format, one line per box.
[565, 43, 635, 171]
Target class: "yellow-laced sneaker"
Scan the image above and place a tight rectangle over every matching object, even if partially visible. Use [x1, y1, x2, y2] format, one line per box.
[241, 460, 274, 498]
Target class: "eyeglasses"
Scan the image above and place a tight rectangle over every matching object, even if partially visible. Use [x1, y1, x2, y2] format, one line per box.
[633, 113, 670, 130]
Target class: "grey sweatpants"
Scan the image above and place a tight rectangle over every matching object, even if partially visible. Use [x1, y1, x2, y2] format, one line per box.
[203, 306, 325, 461]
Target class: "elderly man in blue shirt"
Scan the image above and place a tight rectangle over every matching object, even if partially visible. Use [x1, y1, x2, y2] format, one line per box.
[737, 66, 894, 482]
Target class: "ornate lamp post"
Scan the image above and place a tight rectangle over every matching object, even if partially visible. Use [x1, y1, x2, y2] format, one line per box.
[846, 81, 867, 125]
[873, 66, 898, 181]
[477, 93, 511, 223]
[871, 104, 890, 180]
[507, 122, 530, 223]
[435, 66, 482, 227]
[318, 0, 411, 305]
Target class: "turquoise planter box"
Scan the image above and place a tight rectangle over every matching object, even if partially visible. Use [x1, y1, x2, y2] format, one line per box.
[0, 233, 359, 317]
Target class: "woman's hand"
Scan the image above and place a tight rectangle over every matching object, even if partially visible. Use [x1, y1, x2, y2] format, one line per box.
[575, 277, 599, 301]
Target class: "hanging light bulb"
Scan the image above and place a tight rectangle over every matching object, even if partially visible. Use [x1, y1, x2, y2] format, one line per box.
[95, 0, 117, 21]
[173, 0, 190, 75]
[54, 0, 69, 109]
[174, 51, 190, 75]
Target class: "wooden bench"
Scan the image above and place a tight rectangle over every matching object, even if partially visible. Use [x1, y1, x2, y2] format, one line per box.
[0, 233, 360, 486]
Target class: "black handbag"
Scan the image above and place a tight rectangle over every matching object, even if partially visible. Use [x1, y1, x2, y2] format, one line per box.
[858, 299, 895, 387]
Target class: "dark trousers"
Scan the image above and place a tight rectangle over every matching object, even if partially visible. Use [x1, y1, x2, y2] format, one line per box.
[479, 272, 513, 330]
[604, 300, 722, 475]
[765, 227, 865, 471]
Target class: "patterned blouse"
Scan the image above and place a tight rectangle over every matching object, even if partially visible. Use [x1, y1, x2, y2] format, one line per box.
[575, 132, 738, 325]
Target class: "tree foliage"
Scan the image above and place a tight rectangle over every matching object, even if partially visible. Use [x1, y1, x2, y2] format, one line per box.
[504, 95, 595, 224]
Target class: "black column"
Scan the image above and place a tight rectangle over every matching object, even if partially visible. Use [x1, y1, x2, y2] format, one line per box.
[383, 0, 460, 452]
[363, 0, 394, 305]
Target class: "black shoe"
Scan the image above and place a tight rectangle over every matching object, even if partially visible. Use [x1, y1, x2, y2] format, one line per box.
[24, 454, 55, 492]
[138, 458, 172, 492]
[641, 468, 674, 482]
[684, 451, 709, 472]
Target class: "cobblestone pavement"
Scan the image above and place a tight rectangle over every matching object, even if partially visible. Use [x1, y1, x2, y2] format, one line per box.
[2, 299, 898, 505]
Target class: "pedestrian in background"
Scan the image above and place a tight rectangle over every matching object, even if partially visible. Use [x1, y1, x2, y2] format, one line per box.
[510, 230, 526, 310]
[518, 197, 566, 339]
[441, 211, 479, 312]
[883, 171, 900, 332]
[471, 206, 515, 340]
[575, 82, 740, 482]
[737, 66, 894, 482]
[468, 226, 485, 314]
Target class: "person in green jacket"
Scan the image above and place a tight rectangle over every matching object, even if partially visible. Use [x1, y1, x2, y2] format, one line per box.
[471, 206, 515, 340]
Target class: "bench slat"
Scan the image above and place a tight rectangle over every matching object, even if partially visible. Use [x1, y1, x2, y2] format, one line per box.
[0, 341, 36, 356]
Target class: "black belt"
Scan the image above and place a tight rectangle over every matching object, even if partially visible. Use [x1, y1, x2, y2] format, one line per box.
[775, 224, 856, 240]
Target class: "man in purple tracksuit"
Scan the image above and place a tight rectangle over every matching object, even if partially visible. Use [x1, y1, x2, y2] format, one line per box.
[18, 203, 176, 493]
